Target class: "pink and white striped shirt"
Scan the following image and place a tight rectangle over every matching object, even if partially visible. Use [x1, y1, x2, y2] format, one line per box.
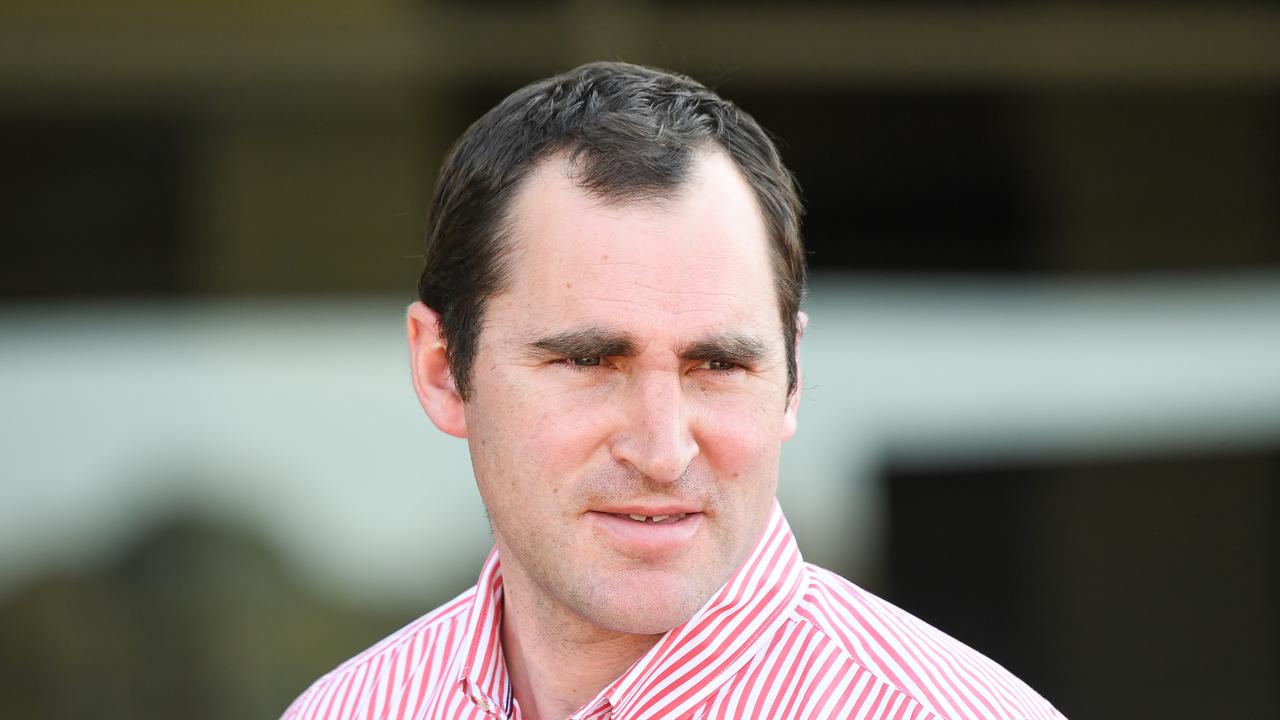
[283, 503, 1063, 719]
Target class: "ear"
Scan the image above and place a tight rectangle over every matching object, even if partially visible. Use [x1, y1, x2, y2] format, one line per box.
[407, 302, 468, 438]
[781, 310, 807, 441]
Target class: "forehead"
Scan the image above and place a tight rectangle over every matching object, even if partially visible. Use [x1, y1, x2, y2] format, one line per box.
[490, 150, 778, 337]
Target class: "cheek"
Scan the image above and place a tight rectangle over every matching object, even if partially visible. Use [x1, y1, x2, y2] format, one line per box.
[695, 396, 786, 475]
[525, 390, 610, 450]
[467, 382, 608, 487]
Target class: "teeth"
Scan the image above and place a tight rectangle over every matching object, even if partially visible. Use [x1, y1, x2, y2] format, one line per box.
[619, 513, 689, 523]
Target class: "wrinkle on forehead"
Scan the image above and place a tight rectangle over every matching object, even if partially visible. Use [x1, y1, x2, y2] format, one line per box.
[618, 281, 738, 299]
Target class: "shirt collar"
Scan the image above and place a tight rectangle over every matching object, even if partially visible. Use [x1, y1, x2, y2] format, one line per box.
[455, 501, 807, 719]
[455, 547, 511, 718]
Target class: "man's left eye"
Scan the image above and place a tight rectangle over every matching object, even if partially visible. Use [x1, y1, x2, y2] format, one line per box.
[568, 356, 602, 367]
[703, 359, 738, 371]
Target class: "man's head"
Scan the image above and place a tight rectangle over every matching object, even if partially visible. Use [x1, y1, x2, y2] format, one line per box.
[417, 61, 805, 401]
[408, 62, 806, 637]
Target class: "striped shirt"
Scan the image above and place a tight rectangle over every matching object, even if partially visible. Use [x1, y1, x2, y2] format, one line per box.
[283, 503, 1063, 719]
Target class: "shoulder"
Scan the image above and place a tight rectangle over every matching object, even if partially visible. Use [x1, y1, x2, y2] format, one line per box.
[774, 563, 1064, 720]
[280, 587, 475, 720]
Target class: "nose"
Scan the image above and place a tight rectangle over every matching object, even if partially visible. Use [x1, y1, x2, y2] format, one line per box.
[610, 370, 699, 484]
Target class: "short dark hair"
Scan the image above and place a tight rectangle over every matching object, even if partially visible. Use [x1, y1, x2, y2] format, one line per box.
[418, 61, 805, 401]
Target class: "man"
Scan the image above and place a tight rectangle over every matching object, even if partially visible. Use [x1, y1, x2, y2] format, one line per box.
[284, 62, 1062, 720]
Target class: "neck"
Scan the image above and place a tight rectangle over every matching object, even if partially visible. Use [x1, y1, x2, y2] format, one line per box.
[499, 574, 661, 720]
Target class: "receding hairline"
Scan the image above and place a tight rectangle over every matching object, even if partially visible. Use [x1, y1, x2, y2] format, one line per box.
[498, 141, 763, 250]
[489, 143, 772, 307]
[519, 141, 731, 214]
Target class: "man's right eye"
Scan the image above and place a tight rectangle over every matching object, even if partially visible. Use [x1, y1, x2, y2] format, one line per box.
[568, 356, 602, 367]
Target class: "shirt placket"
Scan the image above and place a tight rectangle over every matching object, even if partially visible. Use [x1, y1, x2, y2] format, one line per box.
[459, 675, 514, 719]
[466, 686, 505, 718]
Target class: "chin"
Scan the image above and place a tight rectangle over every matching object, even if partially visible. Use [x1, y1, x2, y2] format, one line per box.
[594, 605, 698, 636]
[579, 579, 711, 636]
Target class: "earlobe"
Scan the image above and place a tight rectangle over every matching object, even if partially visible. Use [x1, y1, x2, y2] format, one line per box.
[407, 302, 468, 438]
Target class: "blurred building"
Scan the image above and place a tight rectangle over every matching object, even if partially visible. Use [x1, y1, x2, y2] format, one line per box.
[2, 2, 1278, 718]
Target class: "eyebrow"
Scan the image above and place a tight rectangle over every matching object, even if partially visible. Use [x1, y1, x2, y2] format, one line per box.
[527, 327, 771, 366]
[529, 327, 637, 359]
[680, 332, 772, 366]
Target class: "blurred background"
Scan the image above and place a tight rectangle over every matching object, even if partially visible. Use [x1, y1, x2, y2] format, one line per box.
[2, 1, 1279, 718]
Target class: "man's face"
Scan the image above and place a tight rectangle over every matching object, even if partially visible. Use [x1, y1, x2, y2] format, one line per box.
[461, 149, 800, 636]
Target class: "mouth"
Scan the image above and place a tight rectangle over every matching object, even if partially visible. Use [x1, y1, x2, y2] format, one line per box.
[588, 509, 704, 557]
[608, 512, 690, 525]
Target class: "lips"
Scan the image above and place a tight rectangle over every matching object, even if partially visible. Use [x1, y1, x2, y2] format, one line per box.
[613, 512, 688, 524]
[593, 503, 702, 519]
[588, 509, 704, 557]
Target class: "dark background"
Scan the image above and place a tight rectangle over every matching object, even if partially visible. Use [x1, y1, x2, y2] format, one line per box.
[2, 2, 1278, 718]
